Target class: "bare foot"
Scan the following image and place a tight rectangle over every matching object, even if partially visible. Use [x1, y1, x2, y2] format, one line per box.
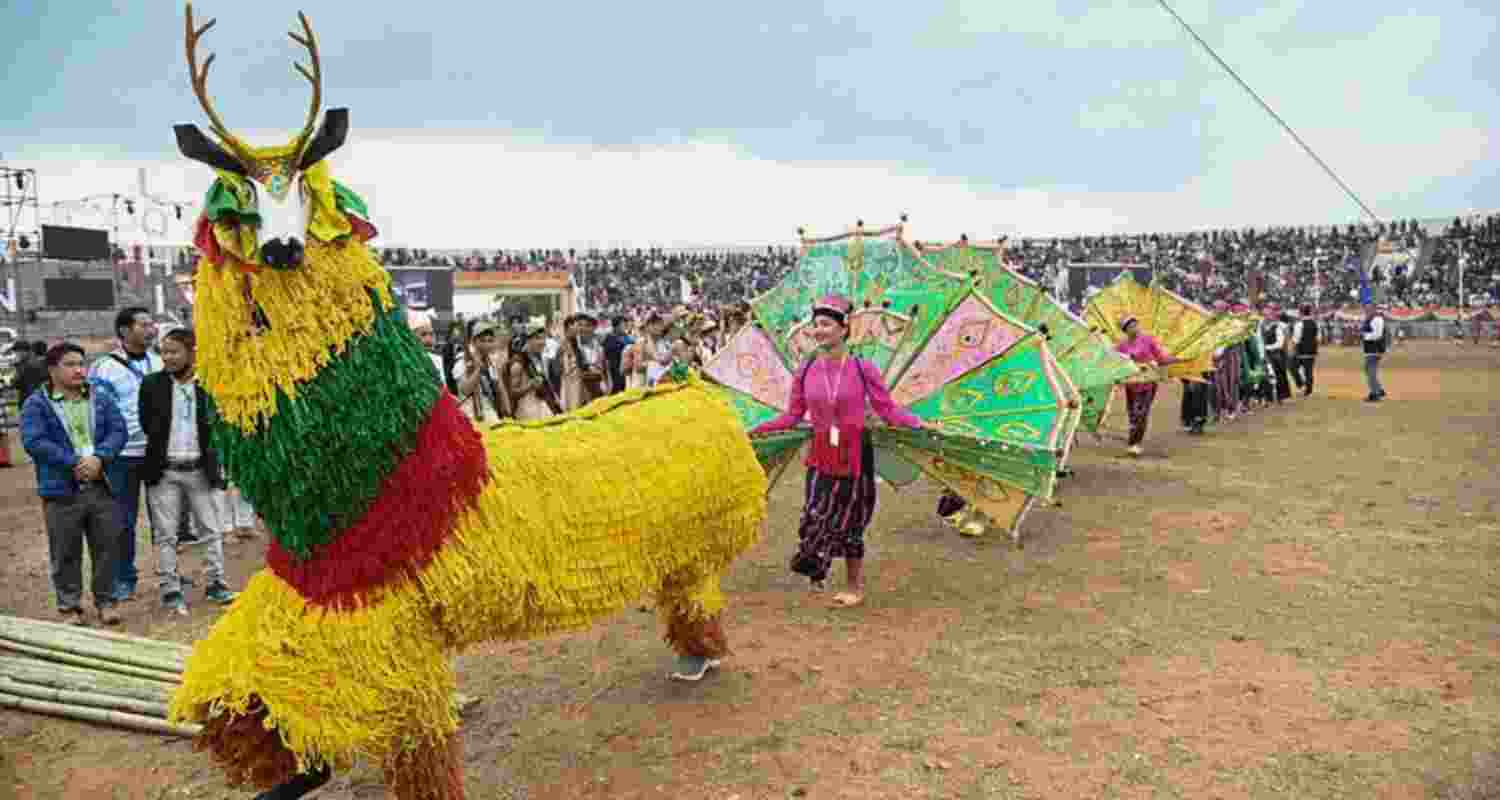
[830, 592, 863, 608]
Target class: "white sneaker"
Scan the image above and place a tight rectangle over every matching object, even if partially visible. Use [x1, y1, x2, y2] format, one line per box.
[1127, 445, 1143, 456]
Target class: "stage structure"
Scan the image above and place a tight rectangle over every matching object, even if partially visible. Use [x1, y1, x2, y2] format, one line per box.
[452, 270, 577, 323]
[386, 266, 455, 313]
[0, 165, 41, 337]
[1066, 263, 1153, 306]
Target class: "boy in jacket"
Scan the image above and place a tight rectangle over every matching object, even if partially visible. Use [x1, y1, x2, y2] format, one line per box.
[20, 343, 128, 626]
[138, 329, 237, 614]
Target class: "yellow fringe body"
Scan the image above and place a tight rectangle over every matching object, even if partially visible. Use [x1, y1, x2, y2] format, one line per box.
[168, 379, 767, 776]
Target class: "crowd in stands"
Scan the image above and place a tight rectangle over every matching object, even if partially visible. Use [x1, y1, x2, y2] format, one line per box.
[363, 214, 1500, 313]
[112, 213, 1498, 316]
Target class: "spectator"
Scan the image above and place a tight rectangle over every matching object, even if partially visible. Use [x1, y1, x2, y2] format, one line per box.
[602, 316, 632, 395]
[138, 328, 238, 616]
[88, 306, 162, 603]
[21, 342, 128, 626]
[13, 341, 48, 406]
[408, 315, 445, 383]
[453, 320, 508, 424]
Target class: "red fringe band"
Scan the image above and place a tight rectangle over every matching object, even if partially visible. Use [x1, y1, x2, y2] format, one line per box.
[385, 730, 466, 800]
[348, 215, 378, 243]
[663, 610, 730, 659]
[193, 700, 298, 790]
[193, 216, 223, 266]
[266, 392, 490, 608]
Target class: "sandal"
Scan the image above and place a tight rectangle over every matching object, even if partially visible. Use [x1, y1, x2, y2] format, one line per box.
[830, 592, 863, 608]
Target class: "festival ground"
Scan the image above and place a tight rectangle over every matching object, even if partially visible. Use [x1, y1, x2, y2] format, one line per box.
[1, 340, 1496, 800]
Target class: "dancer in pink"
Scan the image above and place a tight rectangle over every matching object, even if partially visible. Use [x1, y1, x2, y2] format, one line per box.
[751, 295, 935, 608]
[1115, 316, 1183, 456]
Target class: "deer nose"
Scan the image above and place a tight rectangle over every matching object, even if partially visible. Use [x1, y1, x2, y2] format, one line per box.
[256, 179, 308, 269]
[261, 237, 305, 269]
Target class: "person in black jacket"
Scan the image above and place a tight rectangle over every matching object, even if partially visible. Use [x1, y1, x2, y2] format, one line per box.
[1290, 305, 1319, 397]
[1261, 310, 1292, 404]
[602, 316, 631, 395]
[138, 329, 237, 615]
[1361, 302, 1387, 402]
[13, 341, 48, 406]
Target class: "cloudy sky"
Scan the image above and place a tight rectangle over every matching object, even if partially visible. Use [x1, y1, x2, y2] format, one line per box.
[2, 0, 1495, 248]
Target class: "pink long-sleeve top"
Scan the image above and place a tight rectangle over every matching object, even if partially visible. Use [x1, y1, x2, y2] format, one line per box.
[1116, 334, 1169, 366]
[750, 356, 923, 478]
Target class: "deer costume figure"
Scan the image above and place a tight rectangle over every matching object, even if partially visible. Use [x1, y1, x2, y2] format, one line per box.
[165, 7, 767, 800]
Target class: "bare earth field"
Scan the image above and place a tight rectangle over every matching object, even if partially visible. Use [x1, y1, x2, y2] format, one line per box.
[2, 340, 1497, 799]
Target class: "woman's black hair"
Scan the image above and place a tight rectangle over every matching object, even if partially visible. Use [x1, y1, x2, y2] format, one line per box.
[45, 342, 85, 367]
[811, 306, 848, 327]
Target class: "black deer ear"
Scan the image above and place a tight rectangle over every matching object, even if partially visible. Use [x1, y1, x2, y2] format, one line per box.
[299, 108, 349, 170]
[174, 124, 247, 175]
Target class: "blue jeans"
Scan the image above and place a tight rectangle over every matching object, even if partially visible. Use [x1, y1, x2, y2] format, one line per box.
[1363, 354, 1384, 397]
[105, 455, 150, 598]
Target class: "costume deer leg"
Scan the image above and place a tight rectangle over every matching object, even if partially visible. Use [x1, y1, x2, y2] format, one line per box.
[384, 729, 465, 800]
[251, 765, 331, 800]
[658, 570, 730, 681]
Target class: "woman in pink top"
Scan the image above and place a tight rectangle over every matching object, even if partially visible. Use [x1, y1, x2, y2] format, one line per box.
[1115, 316, 1182, 456]
[751, 295, 934, 608]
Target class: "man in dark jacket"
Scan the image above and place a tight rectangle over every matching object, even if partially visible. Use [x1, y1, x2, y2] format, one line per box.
[1361, 302, 1388, 402]
[1290, 305, 1319, 396]
[602, 316, 632, 395]
[12, 341, 47, 405]
[138, 329, 237, 614]
[20, 342, 128, 626]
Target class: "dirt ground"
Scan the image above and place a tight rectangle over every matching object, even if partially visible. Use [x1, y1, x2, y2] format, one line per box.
[2, 340, 1497, 800]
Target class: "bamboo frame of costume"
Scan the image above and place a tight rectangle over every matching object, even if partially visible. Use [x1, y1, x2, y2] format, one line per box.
[168, 9, 767, 799]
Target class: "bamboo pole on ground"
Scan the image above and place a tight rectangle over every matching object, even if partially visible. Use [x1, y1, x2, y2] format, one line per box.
[0, 620, 185, 674]
[0, 639, 180, 684]
[0, 678, 170, 718]
[0, 615, 193, 660]
[0, 656, 176, 704]
[0, 690, 200, 738]
[0, 632, 186, 675]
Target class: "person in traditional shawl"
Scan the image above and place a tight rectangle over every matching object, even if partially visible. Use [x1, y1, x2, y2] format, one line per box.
[622, 314, 670, 390]
[505, 327, 562, 421]
[750, 295, 936, 608]
[549, 314, 608, 411]
[1210, 300, 1242, 422]
[1240, 313, 1271, 412]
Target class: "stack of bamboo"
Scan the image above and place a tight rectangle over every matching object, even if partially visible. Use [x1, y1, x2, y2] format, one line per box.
[0, 614, 200, 737]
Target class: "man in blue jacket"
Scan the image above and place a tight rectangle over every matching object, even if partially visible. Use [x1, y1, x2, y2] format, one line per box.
[21, 342, 129, 626]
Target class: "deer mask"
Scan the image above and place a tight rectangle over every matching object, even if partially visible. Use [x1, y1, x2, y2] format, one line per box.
[173, 4, 347, 271]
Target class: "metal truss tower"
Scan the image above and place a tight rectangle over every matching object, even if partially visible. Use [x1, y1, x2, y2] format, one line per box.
[0, 164, 41, 338]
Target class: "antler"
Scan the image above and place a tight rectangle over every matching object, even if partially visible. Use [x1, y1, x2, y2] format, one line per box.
[185, 3, 239, 147]
[287, 12, 322, 155]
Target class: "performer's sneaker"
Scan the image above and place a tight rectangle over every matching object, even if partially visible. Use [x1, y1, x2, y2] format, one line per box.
[669, 655, 721, 682]
[1127, 445, 1143, 457]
